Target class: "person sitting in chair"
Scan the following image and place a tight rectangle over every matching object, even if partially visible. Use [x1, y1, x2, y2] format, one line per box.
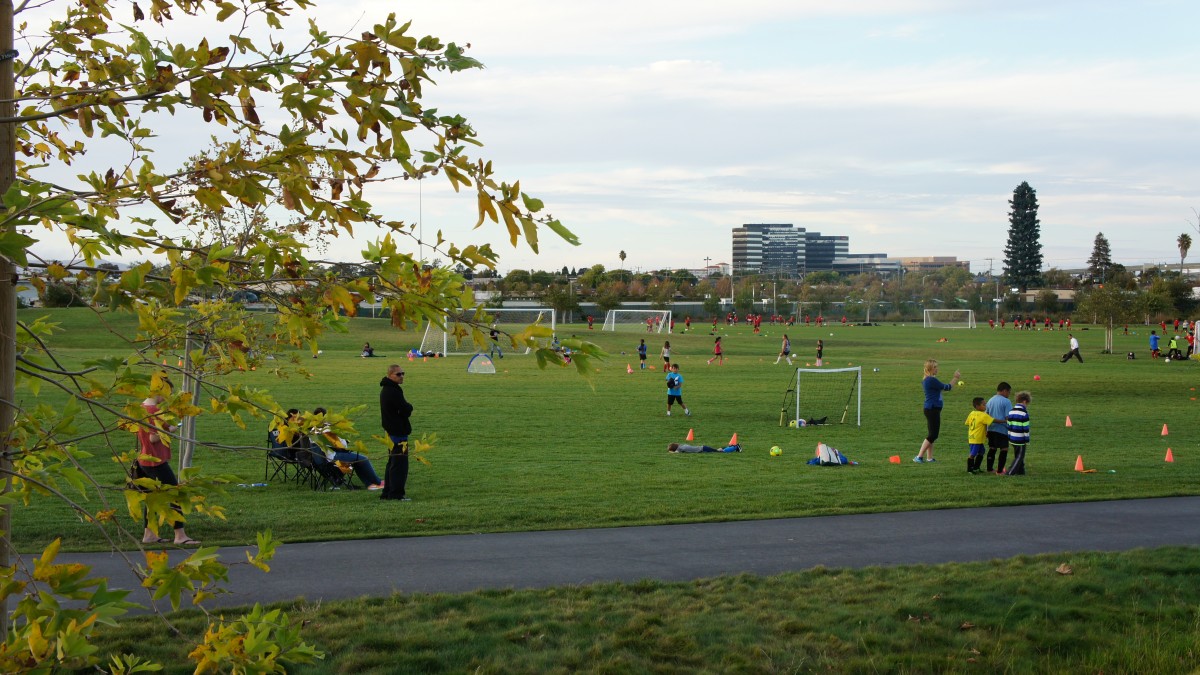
[267, 409, 303, 461]
[311, 408, 384, 490]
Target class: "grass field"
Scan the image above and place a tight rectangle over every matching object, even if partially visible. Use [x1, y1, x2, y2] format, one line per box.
[14, 308, 1200, 553]
[99, 547, 1200, 673]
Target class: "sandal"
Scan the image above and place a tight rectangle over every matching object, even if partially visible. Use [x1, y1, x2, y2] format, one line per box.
[142, 537, 171, 544]
[174, 538, 202, 546]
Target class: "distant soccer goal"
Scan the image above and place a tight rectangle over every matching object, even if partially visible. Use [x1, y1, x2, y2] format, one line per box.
[419, 307, 556, 356]
[923, 309, 976, 329]
[779, 366, 861, 427]
[603, 309, 672, 333]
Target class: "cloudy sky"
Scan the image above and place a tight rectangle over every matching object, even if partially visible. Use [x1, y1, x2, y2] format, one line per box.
[343, 0, 1198, 276]
[28, 1, 1200, 276]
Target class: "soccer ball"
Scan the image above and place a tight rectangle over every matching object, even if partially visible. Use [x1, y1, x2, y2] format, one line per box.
[788, 419, 797, 428]
[958, 380, 965, 386]
[770, 446, 783, 457]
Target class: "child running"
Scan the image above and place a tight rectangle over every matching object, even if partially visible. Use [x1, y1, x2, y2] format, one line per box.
[964, 397, 995, 474]
[774, 334, 793, 365]
[666, 363, 690, 416]
[707, 336, 724, 365]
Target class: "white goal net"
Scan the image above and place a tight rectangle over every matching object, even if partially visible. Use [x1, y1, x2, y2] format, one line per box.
[923, 309, 976, 329]
[419, 307, 556, 356]
[603, 309, 672, 333]
[781, 366, 861, 427]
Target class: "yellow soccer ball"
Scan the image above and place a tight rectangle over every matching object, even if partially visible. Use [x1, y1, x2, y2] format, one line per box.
[770, 446, 783, 457]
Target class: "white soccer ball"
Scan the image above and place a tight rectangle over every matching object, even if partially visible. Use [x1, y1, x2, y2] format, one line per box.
[798, 419, 807, 427]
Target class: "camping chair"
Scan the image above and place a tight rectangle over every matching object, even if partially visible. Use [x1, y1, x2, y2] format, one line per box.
[265, 427, 301, 483]
[294, 437, 356, 491]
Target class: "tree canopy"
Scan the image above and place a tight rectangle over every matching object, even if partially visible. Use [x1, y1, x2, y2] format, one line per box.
[0, 0, 600, 669]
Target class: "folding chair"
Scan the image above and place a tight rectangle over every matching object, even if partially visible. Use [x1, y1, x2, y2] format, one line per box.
[265, 427, 301, 483]
[294, 438, 355, 491]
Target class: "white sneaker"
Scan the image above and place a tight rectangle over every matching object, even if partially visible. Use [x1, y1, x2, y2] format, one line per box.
[666, 411, 671, 416]
[685, 409, 691, 416]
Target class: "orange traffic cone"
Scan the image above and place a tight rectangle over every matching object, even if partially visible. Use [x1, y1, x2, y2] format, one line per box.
[408, 353, 414, 361]
[729, 433, 738, 446]
[162, 359, 167, 366]
[1162, 424, 1169, 436]
[626, 364, 633, 374]
[889, 455, 901, 464]
[686, 429, 694, 441]
[1065, 416, 1072, 427]
[177, 359, 183, 367]
[1165, 448, 1175, 463]
[423, 356, 427, 362]
[1074, 455, 1085, 472]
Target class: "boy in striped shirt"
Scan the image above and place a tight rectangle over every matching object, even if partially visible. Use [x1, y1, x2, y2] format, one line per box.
[1004, 391, 1032, 475]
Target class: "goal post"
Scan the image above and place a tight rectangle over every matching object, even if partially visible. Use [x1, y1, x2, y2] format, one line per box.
[780, 366, 861, 427]
[603, 309, 672, 333]
[923, 309, 976, 329]
[419, 307, 556, 356]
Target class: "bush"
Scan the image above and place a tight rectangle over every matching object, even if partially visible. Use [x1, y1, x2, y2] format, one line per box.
[43, 283, 82, 307]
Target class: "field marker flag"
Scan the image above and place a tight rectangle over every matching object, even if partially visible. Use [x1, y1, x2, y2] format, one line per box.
[1074, 455, 1085, 472]
[1166, 448, 1175, 463]
[1162, 423, 1169, 436]
[686, 429, 694, 441]
[1065, 416, 1072, 427]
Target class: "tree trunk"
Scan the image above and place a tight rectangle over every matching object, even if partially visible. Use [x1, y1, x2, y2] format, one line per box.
[0, 0, 16, 634]
[0, 0, 17, 634]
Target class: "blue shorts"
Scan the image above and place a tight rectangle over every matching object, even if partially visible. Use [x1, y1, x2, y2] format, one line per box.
[969, 443, 985, 457]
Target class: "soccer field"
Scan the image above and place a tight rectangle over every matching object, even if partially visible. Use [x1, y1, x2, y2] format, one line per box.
[16, 310, 1200, 552]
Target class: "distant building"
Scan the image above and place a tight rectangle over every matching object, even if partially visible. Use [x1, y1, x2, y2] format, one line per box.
[732, 224, 803, 276]
[898, 257, 970, 273]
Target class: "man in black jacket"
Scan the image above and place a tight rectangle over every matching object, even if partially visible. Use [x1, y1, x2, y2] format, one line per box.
[379, 364, 414, 501]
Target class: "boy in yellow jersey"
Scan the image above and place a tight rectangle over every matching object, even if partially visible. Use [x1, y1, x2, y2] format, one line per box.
[964, 397, 996, 474]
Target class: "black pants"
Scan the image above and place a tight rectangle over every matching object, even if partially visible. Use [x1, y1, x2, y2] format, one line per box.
[1061, 349, 1082, 363]
[136, 462, 184, 531]
[381, 439, 409, 500]
[1007, 444, 1028, 475]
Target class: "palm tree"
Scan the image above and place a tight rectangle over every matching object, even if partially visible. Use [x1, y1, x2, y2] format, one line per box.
[618, 250, 626, 270]
[1179, 233, 1192, 275]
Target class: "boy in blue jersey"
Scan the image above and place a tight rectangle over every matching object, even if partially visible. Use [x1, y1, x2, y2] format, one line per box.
[1004, 391, 1032, 475]
[666, 363, 690, 416]
[1149, 330, 1160, 359]
[985, 382, 1013, 473]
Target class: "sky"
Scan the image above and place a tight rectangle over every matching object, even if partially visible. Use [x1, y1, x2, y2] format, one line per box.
[25, 0, 1200, 276]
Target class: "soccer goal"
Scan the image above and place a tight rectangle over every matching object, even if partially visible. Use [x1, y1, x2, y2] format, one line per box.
[419, 307, 557, 356]
[465, 353, 496, 374]
[923, 309, 976, 329]
[779, 366, 861, 427]
[603, 309, 672, 333]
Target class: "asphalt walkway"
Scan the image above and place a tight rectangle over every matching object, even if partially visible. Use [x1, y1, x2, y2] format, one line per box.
[60, 496, 1200, 613]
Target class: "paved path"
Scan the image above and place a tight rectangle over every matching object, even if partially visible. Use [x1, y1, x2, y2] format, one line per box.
[61, 496, 1200, 613]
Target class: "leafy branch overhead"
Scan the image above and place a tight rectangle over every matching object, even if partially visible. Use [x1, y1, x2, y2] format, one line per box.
[0, 0, 592, 671]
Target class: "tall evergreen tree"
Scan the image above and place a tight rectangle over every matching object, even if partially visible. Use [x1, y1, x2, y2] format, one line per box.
[1002, 181, 1044, 291]
[1087, 232, 1114, 283]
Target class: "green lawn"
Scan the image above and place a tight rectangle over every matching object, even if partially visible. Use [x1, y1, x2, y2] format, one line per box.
[20, 308, 1200, 672]
[14, 309, 1199, 552]
[100, 547, 1200, 673]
